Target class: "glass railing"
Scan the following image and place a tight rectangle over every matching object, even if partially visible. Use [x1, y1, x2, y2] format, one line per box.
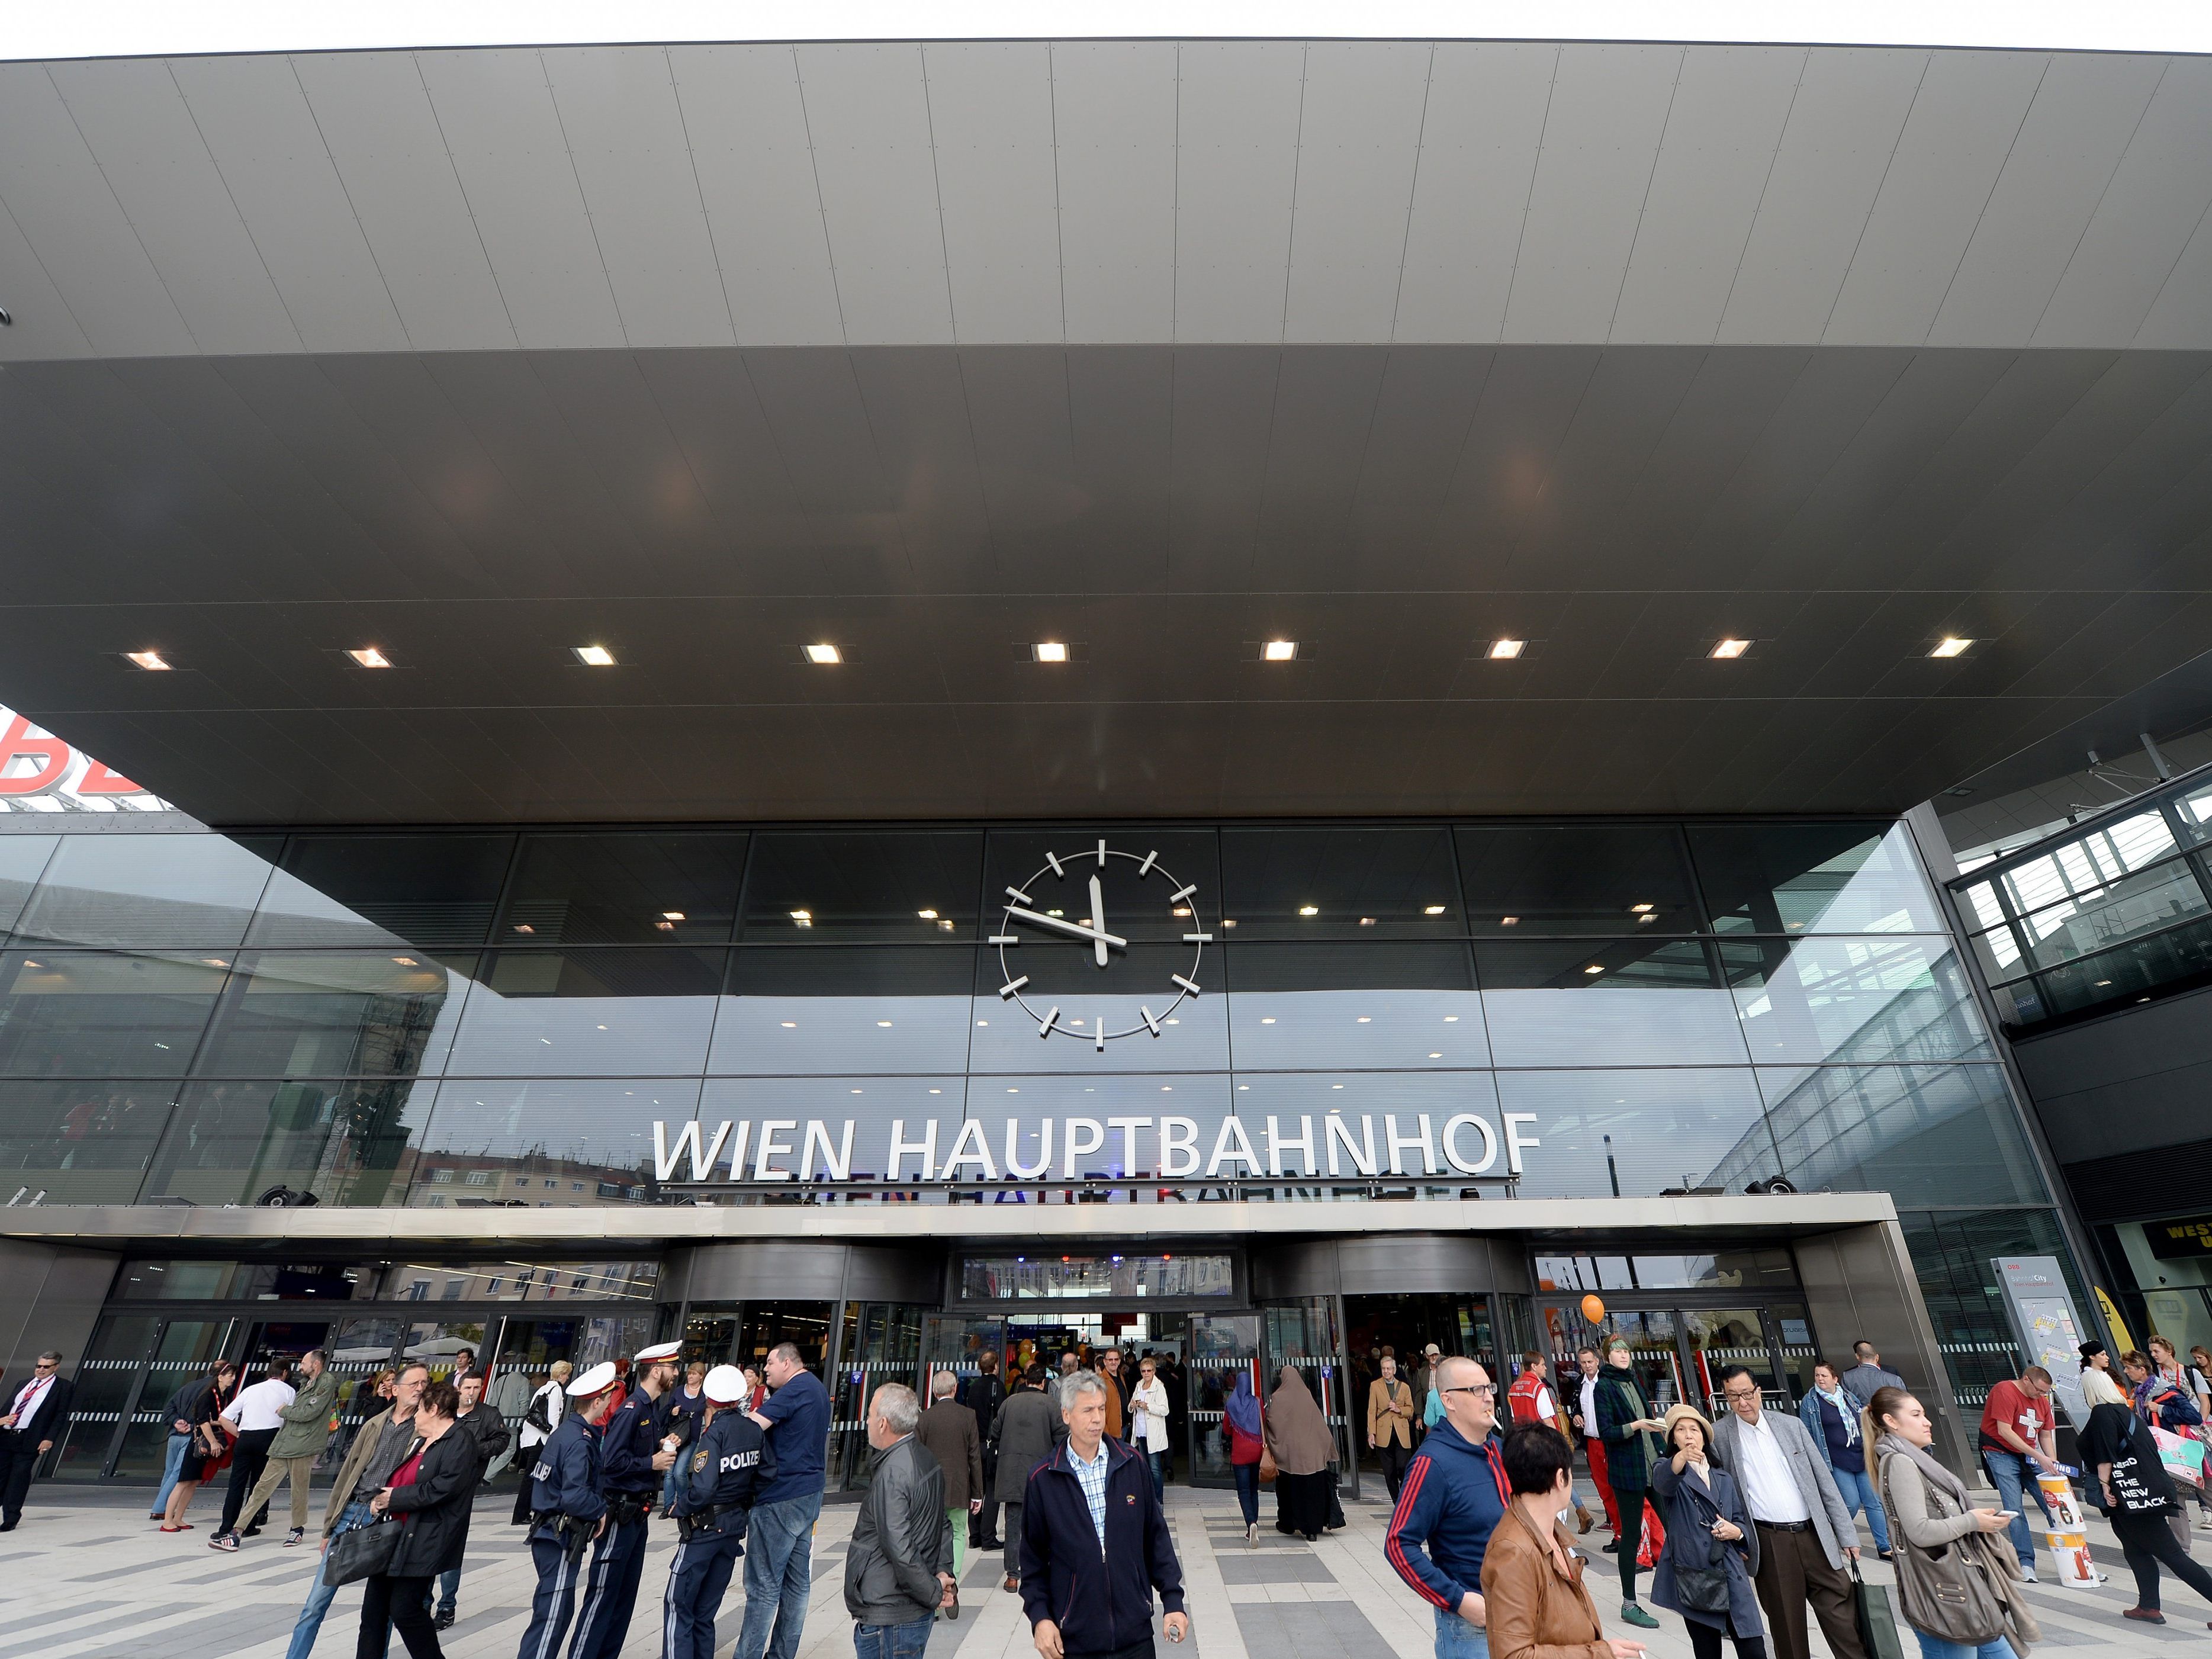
[1951, 763, 2212, 1028]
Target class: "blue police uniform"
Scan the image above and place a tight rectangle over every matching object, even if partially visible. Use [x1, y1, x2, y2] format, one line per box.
[567, 1386, 666, 1659]
[661, 1408, 773, 1659]
[517, 1413, 607, 1659]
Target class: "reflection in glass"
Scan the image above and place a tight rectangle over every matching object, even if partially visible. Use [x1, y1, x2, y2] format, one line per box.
[1534, 1250, 1795, 1293]
[1902, 1207, 2081, 1408]
[694, 1076, 965, 1181]
[1477, 938, 1750, 1067]
[741, 832, 982, 943]
[190, 952, 475, 1078]
[445, 950, 724, 1076]
[15, 833, 278, 949]
[0, 950, 228, 1077]
[1691, 822, 1942, 935]
[1721, 935, 1991, 1065]
[967, 943, 1230, 1075]
[0, 836, 58, 940]
[713, 948, 975, 1076]
[374, 1260, 659, 1302]
[1233, 1071, 1510, 1179]
[0, 1076, 182, 1204]
[966, 1073, 1234, 1181]
[1683, 1308, 1776, 1412]
[252, 835, 513, 950]
[959, 1255, 1234, 1299]
[140, 1078, 429, 1207]
[1495, 1068, 1777, 1200]
[500, 832, 748, 946]
[1753, 1063, 2047, 1206]
[407, 1077, 700, 1205]
[1457, 825, 1702, 935]
[1220, 828, 1462, 937]
[1226, 942, 1485, 1070]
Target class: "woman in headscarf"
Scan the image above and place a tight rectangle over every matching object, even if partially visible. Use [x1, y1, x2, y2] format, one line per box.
[1225, 1369, 1266, 1544]
[1265, 1364, 1337, 1541]
[2084, 1394, 2212, 1626]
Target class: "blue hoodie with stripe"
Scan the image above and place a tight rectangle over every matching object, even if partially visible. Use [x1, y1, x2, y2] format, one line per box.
[1384, 1417, 1510, 1614]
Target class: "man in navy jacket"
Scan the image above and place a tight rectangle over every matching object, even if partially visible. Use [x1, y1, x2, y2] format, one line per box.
[1019, 1371, 1188, 1658]
[1385, 1355, 1510, 1659]
[518, 1362, 619, 1659]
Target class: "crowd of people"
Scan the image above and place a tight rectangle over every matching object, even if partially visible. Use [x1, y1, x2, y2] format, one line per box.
[18, 1322, 2212, 1659]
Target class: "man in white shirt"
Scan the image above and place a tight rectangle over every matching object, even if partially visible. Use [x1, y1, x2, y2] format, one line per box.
[1709, 1366, 1864, 1659]
[1, 1351, 73, 1532]
[210, 1358, 298, 1551]
[1565, 1346, 1620, 1537]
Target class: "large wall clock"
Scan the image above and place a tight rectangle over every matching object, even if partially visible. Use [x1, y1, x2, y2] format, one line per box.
[990, 839, 1210, 1047]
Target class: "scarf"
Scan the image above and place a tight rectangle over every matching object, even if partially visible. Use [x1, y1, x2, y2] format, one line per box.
[1226, 1372, 1262, 1438]
[1818, 1385, 1859, 1446]
[1875, 1431, 1970, 1507]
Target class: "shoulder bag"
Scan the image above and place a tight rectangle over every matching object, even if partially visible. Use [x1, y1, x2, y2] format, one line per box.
[322, 1515, 401, 1587]
[1877, 1457, 2007, 1645]
[1257, 1404, 1277, 1486]
[1664, 1473, 1733, 1613]
[524, 1387, 555, 1436]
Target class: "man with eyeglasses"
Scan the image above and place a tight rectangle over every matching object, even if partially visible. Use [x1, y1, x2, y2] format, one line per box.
[1708, 1365, 1866, 1659]
[1385, 1355, 1510, 1659]
[0, 1350, 72, 1531]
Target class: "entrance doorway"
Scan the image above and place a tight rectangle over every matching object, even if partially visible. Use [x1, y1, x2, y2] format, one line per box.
[1343, 1293, 1500, 1486]
[1540, 1297, 1820, 1417]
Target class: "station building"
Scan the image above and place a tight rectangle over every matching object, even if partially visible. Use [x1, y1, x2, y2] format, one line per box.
[2, 30, 2208, 1497]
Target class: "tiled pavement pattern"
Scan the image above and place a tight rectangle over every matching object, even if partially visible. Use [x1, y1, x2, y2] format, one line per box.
[0, 1481, 2204, 1659]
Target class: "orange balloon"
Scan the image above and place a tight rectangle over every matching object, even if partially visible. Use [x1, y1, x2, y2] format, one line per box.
[1580, 1294, 1606, 1325]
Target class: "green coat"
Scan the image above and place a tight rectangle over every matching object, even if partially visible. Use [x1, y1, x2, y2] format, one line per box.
[268, 1370, 340, 1461]
[1594, 1370, 1654, 1493]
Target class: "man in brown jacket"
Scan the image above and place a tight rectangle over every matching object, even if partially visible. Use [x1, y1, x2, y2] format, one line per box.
[1099, 1348, 1130, 1442]
[916, 1369, 984, 1609]
[1367, 1352, 1417, 1502]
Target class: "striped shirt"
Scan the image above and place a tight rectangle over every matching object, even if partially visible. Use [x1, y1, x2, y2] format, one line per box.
[1069, 1438, 1111, 1554]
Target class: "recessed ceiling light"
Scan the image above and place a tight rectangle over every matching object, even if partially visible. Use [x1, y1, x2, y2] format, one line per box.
[1263, 639, 1298, 662]
[1443, 1015, 1459, 1022]
[789, 909, 813, 927]
[877, 1020, 892, 1027]
[1356, 1015, 1371, 1023]
[1501, 916, 1519, 927]
[1931, 636, 1973, 658]
[1032, 642, 1069, 663]
[1423, 905, 1446, 915]
[1359, 917, 1377, 927]
[512, 924, 534, 934]
[347, 647, 393, 668]
[125, 650, 172, 671]
[1638, 914, 1655, 924]
[780, 1021, 796, 1027]
[1585, 964, 1604, 975]
[1429, 1052, 1442, 1059]
[1709, 638, 1751, 660]
[1298, 904, 1319, 917]
[662, 911, 686, 921]
[573, 644, 616, 666]
[1488, 638, 1525, 660]
[917, 909, 938, 920]
[1629, 903, 1653, 914]
[937, 918, 954, 932]
[1261, 1017, 1275, 1024]
[805, 642, 841, 665]
[654, 920, 675, 931]
[392, 957, 417, 966]
[1222, 919, 1237, 928]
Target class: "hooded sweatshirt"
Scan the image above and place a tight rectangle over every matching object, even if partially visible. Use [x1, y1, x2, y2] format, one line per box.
[1385, 1416, 1510, 1613]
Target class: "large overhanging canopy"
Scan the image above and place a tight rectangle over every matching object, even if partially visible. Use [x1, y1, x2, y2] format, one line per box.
[1, 37, 2208, 824]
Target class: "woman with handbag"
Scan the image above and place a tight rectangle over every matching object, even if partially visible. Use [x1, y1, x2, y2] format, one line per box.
[356, 1379, 484, 1658]
[510, 1360, 571, 1525]
[1868, 1385, 2039, 1659]
[2082, 1396, 2212, 1625]
[1225, 1368, 1266, 1545]
[1648, 1405, 1766, 1659]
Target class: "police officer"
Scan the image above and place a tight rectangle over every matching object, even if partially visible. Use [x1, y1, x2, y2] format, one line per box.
[568, 1341, 683, 1659]
[517, 1361, 619, 1659]
[661, 1364, 773, 1659]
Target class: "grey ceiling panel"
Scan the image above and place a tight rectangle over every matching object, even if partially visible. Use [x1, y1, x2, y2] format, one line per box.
[541, 46, 738, 350]
[1050, 42, 1178, 345]
[2136, 187, 2212, 352]
[1281, 43, 1429, 345]
[1172, 41, 1306, 343]
[924, 42, 1064, 346]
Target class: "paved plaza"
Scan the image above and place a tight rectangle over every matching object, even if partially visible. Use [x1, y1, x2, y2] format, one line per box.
[0, 1480, 2201, 1659]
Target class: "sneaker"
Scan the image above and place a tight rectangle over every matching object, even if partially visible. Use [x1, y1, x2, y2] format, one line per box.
[2019, 1567, 2038, 1583]
[1247, 1522, 1259, 1546]
[2123, 1607, 2165, 1624]
[433, 1609, 455, 1631]
[209, 1533, 239, 1552]
[1621, 1603, 1661, 1629]
[284, 1528, 304, 1548]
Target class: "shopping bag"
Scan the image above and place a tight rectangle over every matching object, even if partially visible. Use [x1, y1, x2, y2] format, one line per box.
[1851, 1559, 1909, 1659]
[1636, 1499, 1667, 1569]
[2153, 1423, 2206, 1487]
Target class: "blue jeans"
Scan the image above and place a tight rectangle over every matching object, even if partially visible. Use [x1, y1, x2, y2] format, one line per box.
[284, 1500, 389, 1659]
[1979, 1450, 2051, 1569]
[433, 1565, 460, 1616]
[853, 1618, 933, 1659]
[1146, 1451, 1167, 1503]
[1434, 1608, 1490, 1659]
[152, 1430, 191, 1515]
[734, 1490, 823, 1659]
[1912, 1637, 2017, 1659]
[1233, 1461, 1260, 1526]
[1832, 1465, 1893, 1553]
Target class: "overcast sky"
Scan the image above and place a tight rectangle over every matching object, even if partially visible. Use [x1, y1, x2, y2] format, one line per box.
[10, 0, 2211, 60]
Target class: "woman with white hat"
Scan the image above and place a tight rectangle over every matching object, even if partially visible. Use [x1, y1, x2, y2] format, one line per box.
[1648, 1403, 1767, 1659]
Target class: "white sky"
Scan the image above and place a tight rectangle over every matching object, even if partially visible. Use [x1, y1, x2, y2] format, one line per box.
[9, 1, 2211, 61]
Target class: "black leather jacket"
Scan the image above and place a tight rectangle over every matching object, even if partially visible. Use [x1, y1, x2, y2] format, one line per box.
[843, 1435, 953, 1626]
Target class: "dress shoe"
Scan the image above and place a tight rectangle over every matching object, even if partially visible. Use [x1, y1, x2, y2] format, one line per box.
[1621, 1604, 1660, 1629]
[1003, 1575, 1020, 1594]
[433, 1609, 455, 1631]
[2123, 1608, 2165, 1624]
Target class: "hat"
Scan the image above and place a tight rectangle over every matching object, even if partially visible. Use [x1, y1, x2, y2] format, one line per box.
[2079, 1339, 2108, 1363]
[635, 1341, 683, 1364]
[703, 1364, 748, 1405]
[1424, 1343, 1442, 1357]
[1658, 1403, 1715, 1449]
[567, 1361, 619, 1398]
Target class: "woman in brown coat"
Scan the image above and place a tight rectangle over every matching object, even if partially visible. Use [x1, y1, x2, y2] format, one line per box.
[1484, 1421, 1648, 1659]
[1265, 1364, 1338, 1541]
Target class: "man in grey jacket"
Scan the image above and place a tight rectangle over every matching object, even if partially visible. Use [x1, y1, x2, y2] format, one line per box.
[1709, 1366, 1868, 1659]
[243, 1349, 338, 1547]
[1838, 1341, 1906, 1406]
[989, 1366, 1060, 1594]
[844, 1383, 954, 1657]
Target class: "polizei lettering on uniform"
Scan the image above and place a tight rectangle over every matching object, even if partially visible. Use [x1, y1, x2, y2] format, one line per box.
[651, 1112, 1539, 1184]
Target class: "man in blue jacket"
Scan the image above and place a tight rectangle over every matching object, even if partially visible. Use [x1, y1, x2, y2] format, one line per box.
[1385, 1355, 1510, 1659]
[517, 1362, 619, 1659]
[570, 1342, 681, 1659]
[664, 1365, 772, 1659]
[1020, 1370, 1188, 1658]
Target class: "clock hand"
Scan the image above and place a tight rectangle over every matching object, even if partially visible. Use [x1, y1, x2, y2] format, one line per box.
[1088, 873, 1108, 968]
[1004, 906, 1128, 950]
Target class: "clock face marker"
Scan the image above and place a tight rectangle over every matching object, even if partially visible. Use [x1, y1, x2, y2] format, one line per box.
[1138, 850, 1158, 877]
[988, 934, 1019, 946]
[1097, 838, 1108, 864]
[1172, 973, 1201, 995]
[1005, 884, 1033, 906]
[1169, 883, 1196, 904]
[1045, 851, 1063, 877]
[1140, 1006, 1160, 1036]
[999, 976, 1029, 999]
[1183, 933, 1213, 944]
[1094, 1015, 1105, 1052]
[1038, 1005, 1059, 1038]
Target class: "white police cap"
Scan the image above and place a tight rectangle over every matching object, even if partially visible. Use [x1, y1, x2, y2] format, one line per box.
[567, 1361, 619, 1398]
[635, 1341, 684, 1364]
[703, 1364, 748, 1405]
